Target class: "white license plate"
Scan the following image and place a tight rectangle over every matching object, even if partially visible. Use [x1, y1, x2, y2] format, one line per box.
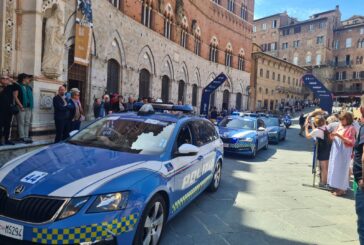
[0, 220, 24, 240]
[223, 143, 229, 148]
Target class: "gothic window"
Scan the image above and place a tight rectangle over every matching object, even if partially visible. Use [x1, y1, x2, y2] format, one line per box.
[209, 45, 218, 63]
[222, 90, 230, 110]
[142, 1, 152, 28]
[192, 84, 198, 106]
[180, 29, 188, 48]
[225, 51, 232, 67]
[266, 70, 270, 79]
[227, 0, 235, 12]
[238, 56, 245, 71]
[194, 37, 201, 56]
[240, 2, 248, 20]
[178, 80, 185, 103]
[161, 75, 170, 103]
[260, 68, 263, 77]
[139, 69, 150, 98]
[107, 59, 120, 94]
[164, 17, 172, 39]
[236, 93, 242, 111]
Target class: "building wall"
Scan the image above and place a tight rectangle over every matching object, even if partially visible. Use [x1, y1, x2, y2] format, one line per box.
[252, 51, 306, 111]
[332, 18, 364, 97]
[0, 0, 255, 134]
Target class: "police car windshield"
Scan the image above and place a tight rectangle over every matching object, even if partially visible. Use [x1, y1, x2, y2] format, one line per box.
[219, 118, 256, 130]
[68, 117, 175, 155]
[262, 117, 279, 127]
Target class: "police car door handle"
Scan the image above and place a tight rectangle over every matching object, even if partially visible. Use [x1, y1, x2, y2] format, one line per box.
[197, 155, 204, 161]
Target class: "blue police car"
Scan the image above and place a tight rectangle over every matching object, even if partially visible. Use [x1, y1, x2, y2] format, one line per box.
[218, 115, 269, 158]
[261, 116, 287, 144]
[0, 104, 223, 245]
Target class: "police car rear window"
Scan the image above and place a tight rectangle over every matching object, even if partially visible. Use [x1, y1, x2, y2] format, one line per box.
[68, 118, 175, 155]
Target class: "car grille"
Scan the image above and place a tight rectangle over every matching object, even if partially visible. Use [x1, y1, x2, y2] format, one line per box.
[0, 188, 66, 223]
[221, 137, 237, 144]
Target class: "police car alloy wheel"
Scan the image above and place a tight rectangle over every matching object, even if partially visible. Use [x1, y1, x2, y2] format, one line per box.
[134, 194, 166, 245]
[208, 161, 222, 192]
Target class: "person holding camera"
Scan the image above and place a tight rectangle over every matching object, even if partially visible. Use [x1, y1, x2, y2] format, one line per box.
[305, 114, 332, 187]
[328, 112, 356, 196]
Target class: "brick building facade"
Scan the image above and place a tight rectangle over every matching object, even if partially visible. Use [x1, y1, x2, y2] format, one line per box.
[0, 0, 254, 135]
[253, 6, 364, 102]
[250, 44, 306, 112]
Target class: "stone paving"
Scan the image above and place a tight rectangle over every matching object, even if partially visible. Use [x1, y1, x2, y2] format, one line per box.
[161, 124, 358, 245]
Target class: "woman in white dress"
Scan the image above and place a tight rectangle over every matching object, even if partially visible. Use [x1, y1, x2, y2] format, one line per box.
[328, 112, 356, 196]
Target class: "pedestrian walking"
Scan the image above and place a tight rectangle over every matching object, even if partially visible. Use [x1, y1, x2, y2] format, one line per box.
[13, 73, 34, 144]
[299, 113, 305, 136]
[53, 86, 71, 143]
[93, 98, 101, 118]
[328, 112, 356, 196]
[354, 106, 364, 245]
[69, 88, 84, 131]
[101, 94, 112, 117]
[0, 75, 16, 145]
[305, 115, 332, 187]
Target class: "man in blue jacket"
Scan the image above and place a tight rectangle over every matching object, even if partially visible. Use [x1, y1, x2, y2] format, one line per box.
[53, 86, 71, 143]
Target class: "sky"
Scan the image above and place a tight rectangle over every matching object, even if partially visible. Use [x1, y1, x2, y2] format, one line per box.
[254, 0, 364, 21]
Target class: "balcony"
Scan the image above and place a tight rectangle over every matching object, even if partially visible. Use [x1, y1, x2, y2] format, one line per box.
[330, 60, 353, 68]
[332, 87, 363, 94]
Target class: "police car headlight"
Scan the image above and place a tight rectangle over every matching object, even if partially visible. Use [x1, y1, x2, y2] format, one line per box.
[87, 192, 129, 213]
[239, 137, 253, 142]
[58, 197, 89, 220]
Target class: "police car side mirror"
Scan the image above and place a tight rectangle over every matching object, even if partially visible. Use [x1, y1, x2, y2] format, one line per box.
[176, 144, 199, 157]
[69, 130, 79, 137]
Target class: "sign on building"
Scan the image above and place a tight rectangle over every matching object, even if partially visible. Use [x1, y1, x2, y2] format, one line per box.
[74, 0, 93, 66]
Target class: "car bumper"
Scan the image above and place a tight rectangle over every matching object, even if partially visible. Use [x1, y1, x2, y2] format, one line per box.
[223, 142, 255, 155]
[0, 207, 139, 245]
[268, 133, 279, 142]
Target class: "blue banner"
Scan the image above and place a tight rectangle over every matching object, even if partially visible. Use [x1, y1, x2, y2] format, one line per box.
[302, 74, 333, 114]
[200, 73, 228, 115]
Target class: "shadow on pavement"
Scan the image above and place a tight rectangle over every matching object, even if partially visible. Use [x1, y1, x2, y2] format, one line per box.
[161, 157, 311, 245]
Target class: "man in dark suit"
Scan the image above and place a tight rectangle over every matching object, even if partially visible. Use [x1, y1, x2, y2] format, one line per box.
[53, 86, 71, 143]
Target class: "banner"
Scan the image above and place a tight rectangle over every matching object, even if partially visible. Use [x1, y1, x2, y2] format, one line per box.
[200, 73, 228, 115]
[302, 74, 333, 114]
[74, 0, 93, 66]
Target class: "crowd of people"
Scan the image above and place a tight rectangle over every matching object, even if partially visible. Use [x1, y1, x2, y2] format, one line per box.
[303, 104, 364, 244]
[0, 74, 34, 145]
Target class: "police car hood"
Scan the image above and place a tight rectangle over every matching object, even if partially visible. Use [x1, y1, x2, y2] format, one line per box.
[0, 143, 161, 198]
[266, 126, 279, 132]
[219, 127, 256, 139]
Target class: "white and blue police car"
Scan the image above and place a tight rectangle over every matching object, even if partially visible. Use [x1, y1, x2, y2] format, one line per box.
[0, 104, 223, 245]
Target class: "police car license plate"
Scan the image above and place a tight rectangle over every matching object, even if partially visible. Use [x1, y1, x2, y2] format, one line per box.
[223, 143, 229, 148]
[0, 220, 23, 240]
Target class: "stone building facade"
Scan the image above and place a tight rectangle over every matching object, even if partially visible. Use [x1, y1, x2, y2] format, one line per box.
[332, 16, 364, 98]
[250, 44, 306, 111]
[0, 0, 254, 135]
[253, 6, 364, 102]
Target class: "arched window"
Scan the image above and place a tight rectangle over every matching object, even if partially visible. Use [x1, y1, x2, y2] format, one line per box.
[192, 84, 198, 106]
[260, 68, 263, 77]
[306, 52, 312, 64]
[236, 93, 242, 111]
[225, 50, 233, 67]
[178, 80, 185, 103]
[139, 69, 150, 98]
[161, 75, 170, 103]
[142, 1, 152, 28]
[107, 59, 120, 94]
[223, 90, 230, 110]
[209, 37, 219, 63]
[265, 88, 269, 94]
[228, 0, 235, 12]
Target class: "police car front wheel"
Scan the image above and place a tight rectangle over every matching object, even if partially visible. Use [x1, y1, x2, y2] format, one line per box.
[134, 194, 167, 245]
[207, 161, 222, 192]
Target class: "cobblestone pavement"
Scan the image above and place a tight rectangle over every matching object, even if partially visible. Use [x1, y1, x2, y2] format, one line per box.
[161, 124, 358, 245]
